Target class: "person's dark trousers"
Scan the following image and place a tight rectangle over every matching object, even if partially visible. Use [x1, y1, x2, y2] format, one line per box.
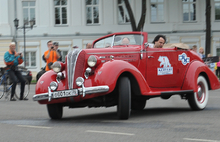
[8, 69, 25, 100]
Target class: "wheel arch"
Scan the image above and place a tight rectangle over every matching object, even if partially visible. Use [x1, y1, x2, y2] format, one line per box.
[94, 60, 150, 95]
[117, 71, 142, 97]
[199, 72, 211, 90]
[35, 70, 58, 94]
[182, 61, 220, 92]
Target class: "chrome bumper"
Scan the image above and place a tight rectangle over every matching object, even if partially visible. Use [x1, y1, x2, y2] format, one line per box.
[33, 85, 109, 101]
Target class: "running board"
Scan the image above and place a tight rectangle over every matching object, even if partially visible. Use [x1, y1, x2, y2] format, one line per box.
[161, 90, 194, 96]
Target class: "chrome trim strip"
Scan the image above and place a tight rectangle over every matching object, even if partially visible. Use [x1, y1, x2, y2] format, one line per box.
[87, 50, 178, 55]
[78, 86, 109, 95]
[99, 56, 106, 59]
[111, 35, 115, 48]
[33, 85, 109, 101]
[67, 49, 82, 89]
[146, 50, 177, 53]
[33, 92, 48, 101]
[48, 87, 52, 101]
[87, 51, 142, 54]
[67, 51, 72, 89]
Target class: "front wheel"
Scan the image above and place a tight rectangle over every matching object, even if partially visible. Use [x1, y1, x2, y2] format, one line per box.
[188, 76, 209, 110]
[117, 77, 131, 120]
[47, 104, 63, 119]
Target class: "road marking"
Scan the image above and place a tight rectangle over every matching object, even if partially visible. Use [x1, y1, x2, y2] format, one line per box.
[17, 125, 51, 129]
[86, 130, 135, 136]
[102, 120, 141, 123]
[184, 138, 220, 142]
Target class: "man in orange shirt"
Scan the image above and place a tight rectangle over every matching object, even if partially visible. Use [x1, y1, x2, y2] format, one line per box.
[44, 40, 61, 71]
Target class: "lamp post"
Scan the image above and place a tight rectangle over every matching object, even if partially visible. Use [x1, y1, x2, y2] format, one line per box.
[14, 18, 34, 67]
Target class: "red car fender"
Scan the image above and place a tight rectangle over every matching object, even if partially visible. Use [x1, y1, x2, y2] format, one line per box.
[93, 60, 151, 94]
[181, 60, 220, 92]
[35, 70, 58, 94]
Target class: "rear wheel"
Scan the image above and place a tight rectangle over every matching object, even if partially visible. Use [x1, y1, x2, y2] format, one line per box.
[47, 104, 63, 119]
[117, 77, 131, 120]
[188, 76, 209, 110]
[14, 79, 30, 100]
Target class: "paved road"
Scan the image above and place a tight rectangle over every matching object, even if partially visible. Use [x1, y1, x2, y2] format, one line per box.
[1, 84, 220, 142]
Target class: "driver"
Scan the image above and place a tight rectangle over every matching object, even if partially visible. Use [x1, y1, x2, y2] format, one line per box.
[122, 37, 130, 45]
[152, 35, 166, 48]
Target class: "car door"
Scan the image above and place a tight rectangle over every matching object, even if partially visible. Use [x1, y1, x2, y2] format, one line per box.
[146, 47, 188, 88]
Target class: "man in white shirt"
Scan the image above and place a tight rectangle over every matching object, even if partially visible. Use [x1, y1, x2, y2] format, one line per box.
[152, 35, 166, 48]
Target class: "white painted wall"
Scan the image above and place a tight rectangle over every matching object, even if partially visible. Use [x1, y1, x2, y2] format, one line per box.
[0, 0, 219, 78]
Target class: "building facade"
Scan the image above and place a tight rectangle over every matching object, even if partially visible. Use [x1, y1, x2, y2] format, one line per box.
[0, 0, 220, 79]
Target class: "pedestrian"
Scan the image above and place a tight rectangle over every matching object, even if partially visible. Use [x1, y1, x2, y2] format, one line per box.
[206, 54, 216, 74]
[4, 42, 28, 101]
[216, 56, 220, 79]
[86, 43, 92, 49]
[198, 47, 205, 59]
[43, 40, 61, 71]
[53, 42, 62, 61]
[191, 45, 197, 52]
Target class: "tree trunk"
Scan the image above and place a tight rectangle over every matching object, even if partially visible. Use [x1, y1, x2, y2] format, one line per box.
[124, 0, 147, 31]
[137, 0, 146, 31]
[124, 0, 137, 31]
[205, 0, 211, 56]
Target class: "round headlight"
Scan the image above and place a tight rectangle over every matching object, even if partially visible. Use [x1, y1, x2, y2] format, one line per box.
[51, 62, 61, 73]
[76, 77, 84, 87]
[50, 81, 58, 91]
[87, 55, 97, 67]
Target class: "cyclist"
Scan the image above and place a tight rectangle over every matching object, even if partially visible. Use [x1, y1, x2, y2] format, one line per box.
[4, 42, 28, 101]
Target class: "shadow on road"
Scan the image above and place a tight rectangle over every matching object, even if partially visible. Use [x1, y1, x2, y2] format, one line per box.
[55, 107, 193, 122]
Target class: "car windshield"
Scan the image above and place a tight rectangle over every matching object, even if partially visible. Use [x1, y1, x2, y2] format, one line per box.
[94, 34, 143, 48]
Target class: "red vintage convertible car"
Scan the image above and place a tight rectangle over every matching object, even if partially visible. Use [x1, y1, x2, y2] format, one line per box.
[33, 32, 220, 120]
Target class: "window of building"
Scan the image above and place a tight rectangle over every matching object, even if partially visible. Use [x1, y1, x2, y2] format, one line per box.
[215, 0, 220, 20]
[25, 51, 36, 67]
[118, 0, 130, 23]
[22, 1, 36, 25]
[86, 0, 99, 24]
[150, 0, 164, 22]
[182, 0, 196, 22]
[54, 0, 67, 25]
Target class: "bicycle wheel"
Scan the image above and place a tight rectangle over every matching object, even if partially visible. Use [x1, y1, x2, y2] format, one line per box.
[15, 79, 30, 100]
[0, 77, 6, 99]
[4, 84, 12, 101]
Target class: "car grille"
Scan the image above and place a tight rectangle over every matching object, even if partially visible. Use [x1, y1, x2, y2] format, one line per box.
[67, 49, 85, 89]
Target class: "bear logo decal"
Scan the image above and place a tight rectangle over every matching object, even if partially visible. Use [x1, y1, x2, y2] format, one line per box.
[157, 56, 173, 75]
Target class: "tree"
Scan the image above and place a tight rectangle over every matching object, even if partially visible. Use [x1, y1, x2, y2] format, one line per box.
[205, 0, 211, 56]
[123, 0, 146, 31]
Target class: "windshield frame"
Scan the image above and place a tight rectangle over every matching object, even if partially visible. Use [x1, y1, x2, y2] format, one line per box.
[93, 33, 144, 49]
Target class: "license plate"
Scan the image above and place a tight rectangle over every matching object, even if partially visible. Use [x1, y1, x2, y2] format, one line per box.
[53, 89, 78, 99]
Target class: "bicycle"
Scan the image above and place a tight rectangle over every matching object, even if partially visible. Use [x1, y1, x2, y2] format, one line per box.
[0, 67, 30, 100]
[0, 67, 12, 100]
